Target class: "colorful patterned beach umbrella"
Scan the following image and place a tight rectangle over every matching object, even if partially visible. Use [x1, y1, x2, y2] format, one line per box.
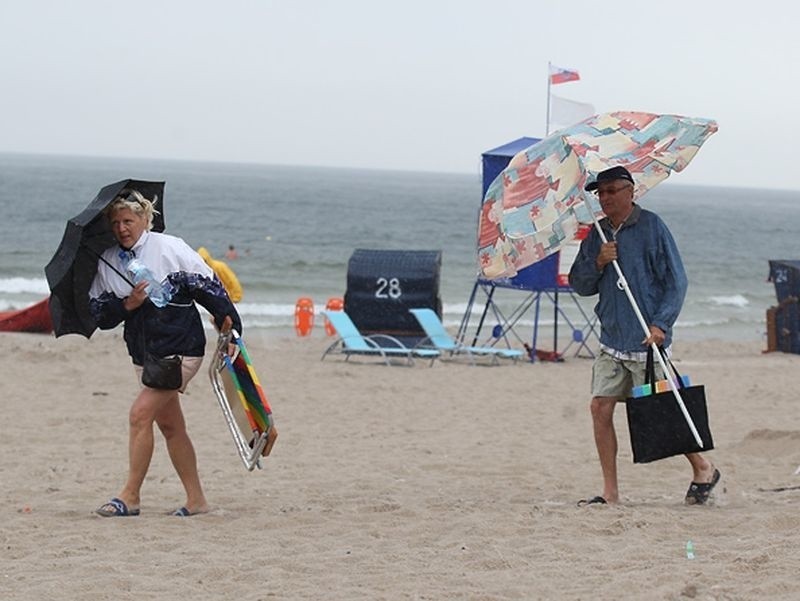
[478, 111, 718, 279]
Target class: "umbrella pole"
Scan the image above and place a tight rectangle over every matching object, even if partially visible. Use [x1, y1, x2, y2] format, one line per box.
[592, 219, 704, 448]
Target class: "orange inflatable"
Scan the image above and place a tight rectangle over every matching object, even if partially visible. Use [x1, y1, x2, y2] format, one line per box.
[294, 297, 315, 336]
[323, 297, 344, 336]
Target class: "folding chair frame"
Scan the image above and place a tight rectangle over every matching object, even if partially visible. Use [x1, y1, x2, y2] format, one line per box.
[209, 330, 273, 471]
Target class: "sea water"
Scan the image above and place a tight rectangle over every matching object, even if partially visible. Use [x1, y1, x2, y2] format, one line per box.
[1, 151, 798, 343]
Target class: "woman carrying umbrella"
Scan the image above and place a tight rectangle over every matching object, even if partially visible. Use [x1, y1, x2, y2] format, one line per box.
[88, 189, 241, 517]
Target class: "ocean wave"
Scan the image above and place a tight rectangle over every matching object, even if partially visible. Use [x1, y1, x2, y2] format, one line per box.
[442, 301, 471, 314]
[0, 277, 50, 295]
[706, 294, 749, 308]
[0, 299, 24, 311]
[0, 284, 766, 336]
[675, 314, 764, 328]
[235, 302, 296, 317]
[199, 302, 767, 342]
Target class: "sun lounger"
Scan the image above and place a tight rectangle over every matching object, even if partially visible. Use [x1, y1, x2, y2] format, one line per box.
[321, 310, 439, 366]
[209, 329, 277, 471]
[408, 307, 523, 365]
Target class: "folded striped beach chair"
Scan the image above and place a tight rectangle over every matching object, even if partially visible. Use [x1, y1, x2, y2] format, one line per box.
[209, 329, 277, 471]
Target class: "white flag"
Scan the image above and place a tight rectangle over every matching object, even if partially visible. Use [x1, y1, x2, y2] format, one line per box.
[549, 94, 595, 132]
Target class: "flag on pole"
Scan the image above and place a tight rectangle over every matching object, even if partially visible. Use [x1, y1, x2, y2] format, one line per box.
[549, 64, 580, 85]
[549, 94, 595, 132]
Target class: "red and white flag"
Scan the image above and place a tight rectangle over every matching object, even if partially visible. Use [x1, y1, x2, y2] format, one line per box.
[549, 64, 580, 85]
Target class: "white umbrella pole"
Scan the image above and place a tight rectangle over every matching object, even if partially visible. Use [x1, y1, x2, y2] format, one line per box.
[592, 218, 703, 448]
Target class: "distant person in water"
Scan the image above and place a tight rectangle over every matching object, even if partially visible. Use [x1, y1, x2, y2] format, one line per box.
[225, 244, 239, 260]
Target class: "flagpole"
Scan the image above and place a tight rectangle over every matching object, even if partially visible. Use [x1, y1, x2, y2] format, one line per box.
[546, 62, 551, 135]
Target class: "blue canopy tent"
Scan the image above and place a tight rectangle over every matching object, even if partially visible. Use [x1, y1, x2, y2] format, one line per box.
[456, 137, 599, 361]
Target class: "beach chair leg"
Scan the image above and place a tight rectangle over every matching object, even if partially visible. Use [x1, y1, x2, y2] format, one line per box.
[262, 426, 278, 457]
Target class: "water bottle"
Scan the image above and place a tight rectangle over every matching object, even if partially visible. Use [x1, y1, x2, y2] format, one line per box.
[122, 253, 172, 308]
[685, 540, 695, 560]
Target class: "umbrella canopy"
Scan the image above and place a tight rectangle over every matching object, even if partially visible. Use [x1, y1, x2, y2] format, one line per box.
[45, 179, 166, 338]
[478, 111, 718, 280]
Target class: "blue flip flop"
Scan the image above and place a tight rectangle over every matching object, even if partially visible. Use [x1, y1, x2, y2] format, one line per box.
[96, 497, 140, 517]
[172, 506, 196, 517]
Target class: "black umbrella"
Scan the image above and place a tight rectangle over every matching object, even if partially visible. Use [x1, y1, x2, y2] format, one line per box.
[45, 179, 166, 338]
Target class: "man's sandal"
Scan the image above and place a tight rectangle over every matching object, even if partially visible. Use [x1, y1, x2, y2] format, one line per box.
[577, 496, 608, 507]
[685, 468, 721, 505]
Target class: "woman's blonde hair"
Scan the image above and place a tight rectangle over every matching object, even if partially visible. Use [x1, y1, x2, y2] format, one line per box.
[105, 189, 160, 231]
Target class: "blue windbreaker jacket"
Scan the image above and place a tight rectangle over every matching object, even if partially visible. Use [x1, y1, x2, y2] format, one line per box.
[568, 205, 687, 353]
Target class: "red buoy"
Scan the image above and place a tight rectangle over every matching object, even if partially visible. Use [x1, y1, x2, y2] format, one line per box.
[294, 297, 314, 336]
[323, 297, 344, 336]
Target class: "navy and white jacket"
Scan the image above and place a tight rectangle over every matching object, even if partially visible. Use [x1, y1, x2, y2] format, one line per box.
[89, 230, 242, 366]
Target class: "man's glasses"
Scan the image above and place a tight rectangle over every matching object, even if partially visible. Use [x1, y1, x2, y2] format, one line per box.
[593, 184, 632, 197]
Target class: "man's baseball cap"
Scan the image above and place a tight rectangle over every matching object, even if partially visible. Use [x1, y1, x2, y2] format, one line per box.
[584, 166, 635, 191]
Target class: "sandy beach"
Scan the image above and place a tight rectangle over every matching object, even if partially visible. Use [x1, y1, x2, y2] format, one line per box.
[3, 330, 800, 600]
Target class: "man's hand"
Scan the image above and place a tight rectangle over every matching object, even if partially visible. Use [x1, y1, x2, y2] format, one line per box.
[642, 325, 665, 347]
[596, 241, 618, 271]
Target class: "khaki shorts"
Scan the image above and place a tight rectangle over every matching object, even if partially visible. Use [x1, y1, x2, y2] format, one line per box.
[591, 350, 663, 398]
[134, 355, 204, 393]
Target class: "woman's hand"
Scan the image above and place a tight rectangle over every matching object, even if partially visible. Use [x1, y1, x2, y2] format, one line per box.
[123, 281, 149, 311]
[221, 316, 238, 356]
[211, 315, 237, 356]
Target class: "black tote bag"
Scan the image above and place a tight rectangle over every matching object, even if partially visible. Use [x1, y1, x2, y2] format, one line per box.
[624, 348, 714, 464]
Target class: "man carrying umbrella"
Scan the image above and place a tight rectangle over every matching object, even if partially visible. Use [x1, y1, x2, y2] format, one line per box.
[569, 166, 720, 506]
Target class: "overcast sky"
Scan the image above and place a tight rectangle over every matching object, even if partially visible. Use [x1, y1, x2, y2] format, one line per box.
[1, 1, 797, 190]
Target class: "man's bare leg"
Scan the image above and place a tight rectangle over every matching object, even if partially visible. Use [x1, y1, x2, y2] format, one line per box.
[590, 396, 620, 503]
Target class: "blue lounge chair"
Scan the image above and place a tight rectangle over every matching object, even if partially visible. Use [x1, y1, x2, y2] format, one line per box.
[408, 308, 523, 365]
[321, 310, 439, 366]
